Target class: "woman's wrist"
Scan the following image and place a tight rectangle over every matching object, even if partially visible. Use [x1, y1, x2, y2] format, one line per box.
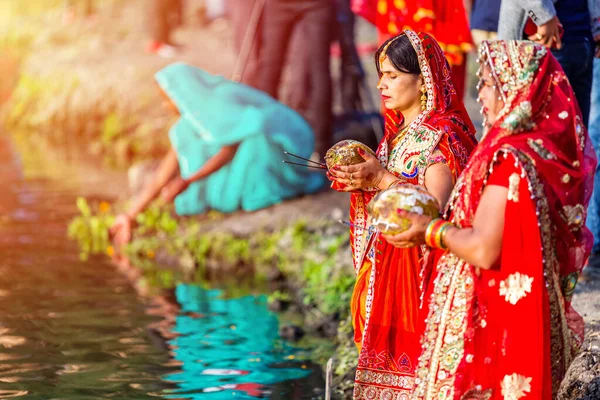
[378, 171, 401, 190]
[425, 218, 455, 249]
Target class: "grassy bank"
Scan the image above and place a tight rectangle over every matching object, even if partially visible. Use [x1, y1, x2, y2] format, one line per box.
[68, 198, 359, 397]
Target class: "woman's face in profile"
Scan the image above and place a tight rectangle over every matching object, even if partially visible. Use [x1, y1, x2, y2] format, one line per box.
[478, 65, 504, 128]
[377, 58, 422, 113]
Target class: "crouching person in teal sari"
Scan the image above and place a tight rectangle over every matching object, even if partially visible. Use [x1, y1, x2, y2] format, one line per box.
[111, 62, 324, 244]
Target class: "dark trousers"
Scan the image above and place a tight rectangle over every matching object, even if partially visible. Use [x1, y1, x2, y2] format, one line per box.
[551, 37, 595, 128]
[334, 0, 363, 113]
[259, 0, 334, 155]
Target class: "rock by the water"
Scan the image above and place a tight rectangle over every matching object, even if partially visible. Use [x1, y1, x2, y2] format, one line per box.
[279, 324, 305, 341]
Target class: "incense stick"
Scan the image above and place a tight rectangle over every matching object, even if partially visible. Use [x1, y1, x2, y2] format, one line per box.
[338, 219, 381, 233]
[283, 151, 327, 167]
[338, 219, 356, 228]
[282, 160, 327, 170]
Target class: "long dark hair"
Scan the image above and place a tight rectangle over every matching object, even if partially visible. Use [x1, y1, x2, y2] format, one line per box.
[375, 34, 420, 76]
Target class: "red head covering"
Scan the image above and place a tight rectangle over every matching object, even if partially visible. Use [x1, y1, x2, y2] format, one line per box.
[454, 40, 596, 281]
[377, 31, 476, 175]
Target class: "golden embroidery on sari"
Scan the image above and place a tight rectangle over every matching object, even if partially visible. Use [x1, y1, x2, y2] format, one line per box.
[352, 195, 368, 273]
[512, 149, 577, 393]
[501, 101, 535, 133]
[527, 138, 556, 160]
[355, 369, 414, 390]
[575, 115, 585, 151]
[478, 42, 545, 129]
[500, 373, 532, 400]
[561, 272, 579, 303]
[499, 272, 534, 305]
[388, 125, 443, 183]
[507, 173, 520, 202]
[562, 204, 585, 231]
[354, 357, 415, 399]
[413, 254, 473, 400]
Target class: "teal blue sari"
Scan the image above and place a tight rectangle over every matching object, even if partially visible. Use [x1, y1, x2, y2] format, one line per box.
[155, 63, 325, 216]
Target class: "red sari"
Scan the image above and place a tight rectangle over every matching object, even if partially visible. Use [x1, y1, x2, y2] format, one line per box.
[413, 41, 597, 399]
[349, 31, 476, 399]
[351, 0, 473, 98]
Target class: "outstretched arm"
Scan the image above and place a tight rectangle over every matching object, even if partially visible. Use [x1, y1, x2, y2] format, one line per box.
[186, 143, 239, 183]
[160, 143, 240, 203]
[111, 144, 240, 245]
[110, 148, 180, 244]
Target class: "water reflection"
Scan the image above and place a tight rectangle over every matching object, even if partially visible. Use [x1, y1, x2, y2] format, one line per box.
[0, 133, 325, 399]
[157, 285, 316, 399]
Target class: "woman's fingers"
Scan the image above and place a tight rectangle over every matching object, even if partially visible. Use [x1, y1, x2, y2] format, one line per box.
[381, 235, 417, 248]
[396, 209, 420, 223]
[357, 148, 379, 162]
[336, 164, 363, 173]
[330, 169, 349, 179]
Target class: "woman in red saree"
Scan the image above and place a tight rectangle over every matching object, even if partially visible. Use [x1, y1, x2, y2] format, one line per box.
[386, 40, 596, 399]
[328, 30, 476, 399]
[351, 0, 473, 98]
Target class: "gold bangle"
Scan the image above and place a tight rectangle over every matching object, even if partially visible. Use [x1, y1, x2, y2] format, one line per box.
[387, 179, 402, 190]
[437, 223, 452, 250]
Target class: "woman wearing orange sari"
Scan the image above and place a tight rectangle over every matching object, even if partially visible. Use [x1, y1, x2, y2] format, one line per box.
[351, 0, 473, 98]
[386, 40, 596, 399]
[328, 30, 476, 398]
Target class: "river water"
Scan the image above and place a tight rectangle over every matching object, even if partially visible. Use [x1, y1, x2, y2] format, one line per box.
[0, 135, 325, 399]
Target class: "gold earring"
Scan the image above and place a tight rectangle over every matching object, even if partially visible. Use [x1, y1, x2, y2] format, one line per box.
[420, 85, 427, 111]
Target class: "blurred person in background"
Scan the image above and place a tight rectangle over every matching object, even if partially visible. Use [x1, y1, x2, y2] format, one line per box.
[583, 2, 600, 270]
[469, 0, 501, 47]
[285, 0, 365, 127]
[147, 0, 183, 58]
[352, 0, 473, 99]
[335, 0, 364, 115]
[63, 0, 95, 22]
[257, 0, 335, 159]
[227, 0, 264, 88]
[498, 0, 595, 127]
[110, 63, 324, 245]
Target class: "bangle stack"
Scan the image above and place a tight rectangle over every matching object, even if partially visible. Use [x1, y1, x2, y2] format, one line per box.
[425, 218, 454, 249]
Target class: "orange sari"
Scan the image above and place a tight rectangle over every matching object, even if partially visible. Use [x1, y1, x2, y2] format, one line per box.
[349, 31, 476, 399]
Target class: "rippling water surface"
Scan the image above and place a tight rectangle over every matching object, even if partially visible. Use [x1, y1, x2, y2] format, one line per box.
[0, 136, 324, 399]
